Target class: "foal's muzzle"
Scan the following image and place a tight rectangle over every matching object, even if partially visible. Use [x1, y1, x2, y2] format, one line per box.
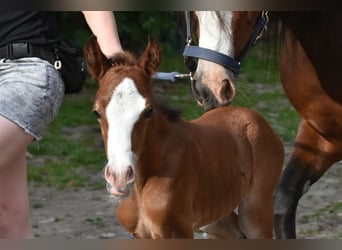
[104, 165, 135, 197]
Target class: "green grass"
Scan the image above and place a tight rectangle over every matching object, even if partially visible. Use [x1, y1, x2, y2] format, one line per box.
[27, 43, 300, 189]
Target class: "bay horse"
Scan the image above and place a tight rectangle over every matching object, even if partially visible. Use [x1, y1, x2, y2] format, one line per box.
[183, 11, 342, 238]
[84, 35, 284, 239]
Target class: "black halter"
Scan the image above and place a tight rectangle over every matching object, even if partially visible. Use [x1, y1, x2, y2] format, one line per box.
[183, 11, 269, 77]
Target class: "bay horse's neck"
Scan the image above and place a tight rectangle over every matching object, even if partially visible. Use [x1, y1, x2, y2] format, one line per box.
[271, 11, 342, 103]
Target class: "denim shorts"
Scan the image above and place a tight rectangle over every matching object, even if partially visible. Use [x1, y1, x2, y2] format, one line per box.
[0, 57, 65, 140]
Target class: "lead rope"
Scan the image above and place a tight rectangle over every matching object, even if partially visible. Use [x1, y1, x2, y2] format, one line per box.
[151, 12, 192, 82]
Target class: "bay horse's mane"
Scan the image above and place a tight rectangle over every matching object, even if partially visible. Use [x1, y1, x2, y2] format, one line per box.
[265, 12, 342, 59]
[213, 11, 229, 34]
[214, 11, 342, 99]
[210, 11, 342, 60]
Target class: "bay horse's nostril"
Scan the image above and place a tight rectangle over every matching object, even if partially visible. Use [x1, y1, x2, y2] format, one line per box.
[125, 166, 135, 183]
[220, 79, 235, 106]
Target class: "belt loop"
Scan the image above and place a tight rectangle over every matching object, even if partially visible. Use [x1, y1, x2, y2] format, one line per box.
[7, 44, 13, 59]
[27, 43, 33, 57]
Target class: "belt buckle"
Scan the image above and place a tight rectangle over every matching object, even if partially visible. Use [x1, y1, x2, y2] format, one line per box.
[10, 43, 30, 59]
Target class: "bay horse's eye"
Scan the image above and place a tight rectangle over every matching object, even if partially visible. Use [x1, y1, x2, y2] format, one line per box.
[93, 109, 101, 120]
[143, 107, 154, 119]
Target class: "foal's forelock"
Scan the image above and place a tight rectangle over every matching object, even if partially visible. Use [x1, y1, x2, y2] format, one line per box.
[105, 78, 146, 174]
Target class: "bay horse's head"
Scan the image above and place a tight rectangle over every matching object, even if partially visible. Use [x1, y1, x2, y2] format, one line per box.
[185, 11, 267, 110]
[84, 35, 161, 197]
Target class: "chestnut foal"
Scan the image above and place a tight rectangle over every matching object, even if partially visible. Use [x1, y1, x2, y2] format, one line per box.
[84, 36, 284, 239]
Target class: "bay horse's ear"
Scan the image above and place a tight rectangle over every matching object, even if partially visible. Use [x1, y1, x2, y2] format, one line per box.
[84, 35, 112, 80]
[138, 36, 162, 77]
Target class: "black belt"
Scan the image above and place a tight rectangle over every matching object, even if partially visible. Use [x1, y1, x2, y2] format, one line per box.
[0, 43, 56, 65]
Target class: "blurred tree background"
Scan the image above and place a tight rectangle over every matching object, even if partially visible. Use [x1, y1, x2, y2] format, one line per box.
[58, 11, 186, 56]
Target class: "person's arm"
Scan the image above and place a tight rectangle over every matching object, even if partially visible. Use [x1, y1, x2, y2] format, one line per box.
[82, 11, 123, 58]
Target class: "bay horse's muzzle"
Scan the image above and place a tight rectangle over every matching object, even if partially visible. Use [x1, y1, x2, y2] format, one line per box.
[191, 77, 236, 111]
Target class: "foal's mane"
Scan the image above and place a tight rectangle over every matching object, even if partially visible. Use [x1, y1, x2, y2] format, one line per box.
[111, 51, 137, 68]
[154, 97, 182, 122]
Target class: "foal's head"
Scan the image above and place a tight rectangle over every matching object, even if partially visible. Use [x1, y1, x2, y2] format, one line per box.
[84, 36, 162, 197]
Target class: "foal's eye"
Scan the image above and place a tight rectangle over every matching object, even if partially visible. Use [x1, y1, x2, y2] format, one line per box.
[143, 107, 154, 119]
[93, 109, 101, 120]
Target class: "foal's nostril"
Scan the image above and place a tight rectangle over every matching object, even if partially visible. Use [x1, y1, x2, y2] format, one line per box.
[125, 166, 135, 183]
[105, 166, 116, 182]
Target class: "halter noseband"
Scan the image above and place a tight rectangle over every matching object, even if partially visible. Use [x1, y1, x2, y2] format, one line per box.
[183, 11, 269, 76]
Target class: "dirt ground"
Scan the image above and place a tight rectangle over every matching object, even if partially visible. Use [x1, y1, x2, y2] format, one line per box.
[28, 144, 342, 239]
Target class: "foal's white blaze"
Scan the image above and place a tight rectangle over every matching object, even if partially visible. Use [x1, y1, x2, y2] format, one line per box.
[106, 78, 146, 176]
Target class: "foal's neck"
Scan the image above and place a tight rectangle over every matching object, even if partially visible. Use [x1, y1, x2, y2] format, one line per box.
[134, 108, 185, 184]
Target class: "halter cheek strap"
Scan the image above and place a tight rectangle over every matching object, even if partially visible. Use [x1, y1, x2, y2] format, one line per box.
[238, 11, 269, 63]
[183, 11, 269, 76]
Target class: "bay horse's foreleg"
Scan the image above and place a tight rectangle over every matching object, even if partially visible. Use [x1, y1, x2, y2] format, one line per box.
[274, 119, 342, 239]
[199, 211, 246, 239]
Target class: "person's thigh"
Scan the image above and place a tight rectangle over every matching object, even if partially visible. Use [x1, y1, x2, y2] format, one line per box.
[0, 57, 64, 141]
[0, 115, 33, 168]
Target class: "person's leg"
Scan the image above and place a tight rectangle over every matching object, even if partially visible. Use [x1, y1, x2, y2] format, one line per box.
[0, 115, 34, 238]
[0, 57, 64, 238]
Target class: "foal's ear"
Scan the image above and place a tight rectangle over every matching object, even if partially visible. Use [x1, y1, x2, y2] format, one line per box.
[84, 35, 112, 80]
[138, 36, 162, 76]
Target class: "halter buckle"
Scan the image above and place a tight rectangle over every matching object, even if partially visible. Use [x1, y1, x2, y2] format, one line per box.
[252, 11, 269, 46]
